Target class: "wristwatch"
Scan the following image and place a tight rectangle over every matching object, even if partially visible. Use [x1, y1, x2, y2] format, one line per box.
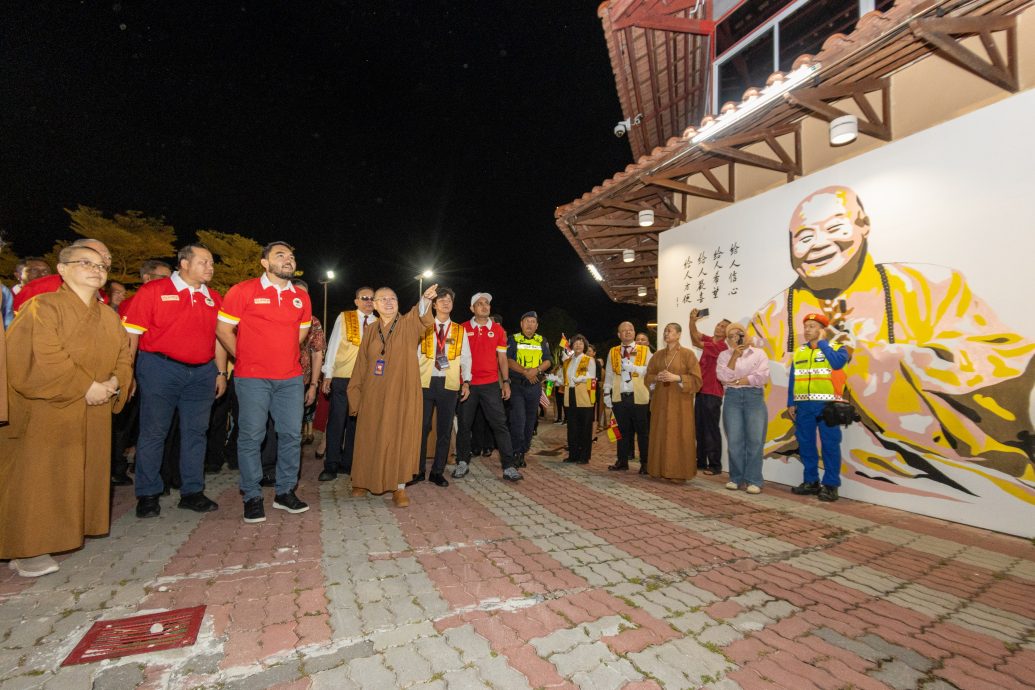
[217, 371, 228, 377]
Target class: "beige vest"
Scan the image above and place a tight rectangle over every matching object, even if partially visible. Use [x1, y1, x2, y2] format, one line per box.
[418, 321, 466, 391]
[332, 310, 370, 378]
[561, 354, 593, 408]
[609, 344, 650, 404]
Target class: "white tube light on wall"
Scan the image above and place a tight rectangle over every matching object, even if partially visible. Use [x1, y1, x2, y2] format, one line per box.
[692, 63, 820, 145]
[587, 264, 603, 281]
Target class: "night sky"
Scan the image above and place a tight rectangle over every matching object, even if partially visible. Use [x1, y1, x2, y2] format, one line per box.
[1, 1, 653, 343]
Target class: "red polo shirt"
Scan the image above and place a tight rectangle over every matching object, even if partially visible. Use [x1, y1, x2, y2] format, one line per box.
[464, 318, 507, 386]
[122, 273, 222, 365]
[218, 275, 312, 380]
[699, 334, 729, 398]
[13, 274, 109, 312]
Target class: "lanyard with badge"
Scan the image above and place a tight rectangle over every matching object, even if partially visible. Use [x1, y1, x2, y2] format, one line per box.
[435, 323, 450, 370]
[374, 316, 398, 376]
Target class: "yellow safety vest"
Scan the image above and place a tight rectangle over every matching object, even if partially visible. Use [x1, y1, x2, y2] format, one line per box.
[791, 344, 846, 402]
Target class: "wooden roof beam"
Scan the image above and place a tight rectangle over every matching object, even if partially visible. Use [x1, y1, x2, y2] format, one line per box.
[785, 78, 892, 141]
[910, 15, 1018, 93]
[598, 199, 679, 219]
[701, 125, 802, 182]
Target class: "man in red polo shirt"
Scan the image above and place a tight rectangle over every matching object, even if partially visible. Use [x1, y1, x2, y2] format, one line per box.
[13, 239, 110, 312]
[689, 308, 731, 476]
[216, 241, 312, 524]
[122, 243, 227, 518]
[453, 292, 521, 481]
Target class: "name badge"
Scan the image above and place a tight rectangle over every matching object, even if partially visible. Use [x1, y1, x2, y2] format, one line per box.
[161, 295, 180, 302]
[254, 297, 271, 305]
[436, 353, 450, 370]
[374, 358, 385, 376]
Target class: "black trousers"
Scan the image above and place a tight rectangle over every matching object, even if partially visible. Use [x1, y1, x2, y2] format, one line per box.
[205, 376, 234, 470]
[695, 393, 724, 470]
[457, 383, 514, 469]
[420, 378, 459, 476]
[472, 405, 493, 452]
[324, 376, 357, 473]
[566, 399, 594, 462]
[613, 394, 649, 465]
[553, 388, 565, 421]
[111, 394, 139, 477]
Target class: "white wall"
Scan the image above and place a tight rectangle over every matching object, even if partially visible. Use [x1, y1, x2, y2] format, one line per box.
[658, 88, 1035, 536]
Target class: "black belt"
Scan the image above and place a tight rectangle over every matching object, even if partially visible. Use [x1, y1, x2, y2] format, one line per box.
[151, 352, 212, 368]
[621, 392, 634, 399]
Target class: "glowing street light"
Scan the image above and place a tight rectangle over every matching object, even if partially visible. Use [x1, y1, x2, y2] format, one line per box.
[318, 270, 336, 328]
[415, 268, 434, 296]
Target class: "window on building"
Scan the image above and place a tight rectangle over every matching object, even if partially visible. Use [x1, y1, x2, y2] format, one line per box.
[717, 28, 774, 105]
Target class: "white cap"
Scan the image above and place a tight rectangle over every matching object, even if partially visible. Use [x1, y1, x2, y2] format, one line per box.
[470, 292, 492, 307]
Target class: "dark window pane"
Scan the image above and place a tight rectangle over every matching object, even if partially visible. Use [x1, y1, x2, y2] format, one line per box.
[778, 0, 860, 72]
[717, 28, 774, 105]
[716, 0, 787, 55]
[875, 0, 896, 11]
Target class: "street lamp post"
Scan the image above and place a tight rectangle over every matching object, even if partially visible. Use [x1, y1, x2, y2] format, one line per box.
[415, 268, 434, 298]
[319, 270, 335, 327]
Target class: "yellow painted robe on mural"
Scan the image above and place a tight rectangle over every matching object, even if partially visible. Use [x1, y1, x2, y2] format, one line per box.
[0, 286, 132, 558]
[751, 255, 1035, 503]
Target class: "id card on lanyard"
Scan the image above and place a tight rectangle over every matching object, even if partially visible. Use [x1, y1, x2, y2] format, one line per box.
[375, 316, 399, 376]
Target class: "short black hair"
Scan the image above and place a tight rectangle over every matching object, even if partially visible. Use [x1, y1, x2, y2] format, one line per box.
[355, 286, 373, 297]
[434, 286, 455, 302]
[140, 259, 172, 278]
[262, 241, 294, 259]
[177, 243, 210, 267]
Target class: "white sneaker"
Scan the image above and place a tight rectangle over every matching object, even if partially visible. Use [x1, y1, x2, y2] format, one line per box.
[746, 485, 762, 494]
[10, 554, 59, 578]
[725, 481, 739, 490]
[452, 461, 469, 479]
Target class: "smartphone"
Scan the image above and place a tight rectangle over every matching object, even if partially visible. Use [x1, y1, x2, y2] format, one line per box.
[737, 334, 744, 345]
[697, 307, 710, 318]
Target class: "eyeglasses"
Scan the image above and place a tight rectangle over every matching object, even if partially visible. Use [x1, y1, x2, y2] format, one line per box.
[63, 259, 110, 273]
[376, 297, 398, 303]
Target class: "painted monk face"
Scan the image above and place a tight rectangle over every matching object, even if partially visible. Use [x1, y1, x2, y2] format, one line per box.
[789, 187, 869, 284]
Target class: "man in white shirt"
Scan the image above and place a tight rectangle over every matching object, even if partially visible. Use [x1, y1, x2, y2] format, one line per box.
[411, 287, 472, 487]
[318, 286, 375, 481]
[603, 322, 653, 473]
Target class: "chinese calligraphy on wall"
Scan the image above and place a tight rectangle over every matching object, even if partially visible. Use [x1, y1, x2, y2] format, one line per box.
[677, 242, 742, 307]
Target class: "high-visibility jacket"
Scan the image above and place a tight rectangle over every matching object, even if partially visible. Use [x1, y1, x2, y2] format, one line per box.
[789, 341, 849, 404]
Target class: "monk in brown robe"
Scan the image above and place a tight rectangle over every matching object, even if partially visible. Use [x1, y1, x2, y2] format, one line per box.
[348, 284, 437, 506]
[644, 322, 703, 482]
[0, 245, 132, 577]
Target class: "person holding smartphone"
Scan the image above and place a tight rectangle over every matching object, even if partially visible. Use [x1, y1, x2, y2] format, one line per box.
[716, 323, 770, 494]
[688, 308, 731, 476]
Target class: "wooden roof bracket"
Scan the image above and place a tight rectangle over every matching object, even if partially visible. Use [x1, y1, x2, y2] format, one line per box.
[641, 160, 735, 203]
[910, 15, 1018, 92]
[785, 78, 892, 141]
[700, 123, 803, 183]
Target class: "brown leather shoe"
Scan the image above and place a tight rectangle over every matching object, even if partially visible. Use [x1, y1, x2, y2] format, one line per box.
[351, 487, 367, 498]
[392, 489, 410, 507]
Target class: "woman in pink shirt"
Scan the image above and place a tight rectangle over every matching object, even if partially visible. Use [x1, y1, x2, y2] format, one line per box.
[716, 322, 770, 494]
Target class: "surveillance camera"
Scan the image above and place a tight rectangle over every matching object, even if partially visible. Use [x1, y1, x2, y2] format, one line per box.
[614, 118, 631, 138]
[633, 113, 643, 125]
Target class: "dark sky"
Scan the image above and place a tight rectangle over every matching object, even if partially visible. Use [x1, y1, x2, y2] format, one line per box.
[0, 1, 652, 343]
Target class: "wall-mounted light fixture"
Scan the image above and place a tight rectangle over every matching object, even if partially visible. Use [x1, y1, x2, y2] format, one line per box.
[638, 209, 654, 227]
[587, 264, 603, 281]
[829, 114, 859, 145]
[637, 286, 648, 297]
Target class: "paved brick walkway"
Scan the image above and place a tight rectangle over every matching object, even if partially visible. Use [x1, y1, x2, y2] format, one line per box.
[1, 422, 1033, 689]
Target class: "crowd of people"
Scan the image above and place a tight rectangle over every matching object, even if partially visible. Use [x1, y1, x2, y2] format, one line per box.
[0, 236, 854, 579]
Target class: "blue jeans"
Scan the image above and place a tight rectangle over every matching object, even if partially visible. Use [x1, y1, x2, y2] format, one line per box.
[135, 352, 216, 498]
[235, 376, 304, 500]
[508, 382, 540, 454]
[722, 387, 766, 488]
[793, 400, 842, 487]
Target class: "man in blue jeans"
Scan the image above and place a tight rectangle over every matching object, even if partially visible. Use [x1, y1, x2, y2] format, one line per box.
[506, 311, 552, 468]
[216, 242, 313, 523]
[122, 244, 228, 518]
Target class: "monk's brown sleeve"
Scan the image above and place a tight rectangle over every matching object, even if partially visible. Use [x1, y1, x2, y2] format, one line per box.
[679, 350, 703, 395]
[6, 299, 95, 406]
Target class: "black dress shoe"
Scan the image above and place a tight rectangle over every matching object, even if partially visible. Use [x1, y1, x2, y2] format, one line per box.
[406, 474, 425, 487]
[259, 475, 275, 487]
[203, 465, 222, 475]
[111, 473, 132, 486]
[514, 453, 526, 468]
[481, 449, 493, 457]
[178, 492, 219, 512]
[608, 462, 629, 471]
[562, 456, 576, 463]
[318, 470, 337, 482]
[429, 473, 449, 487]
[576, 459, 589, 465]
[792, 481, 821, 495]
[136, 495, 161, 518]
[314, 451, 325, 460]
[638, 465, 648, 475]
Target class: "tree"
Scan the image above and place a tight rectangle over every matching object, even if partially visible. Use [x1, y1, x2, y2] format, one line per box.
[195, 230, 263, 294]
[54, 206, 177, 284]
[537, 306, 579, 355]
[0, 235, 20, 287]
